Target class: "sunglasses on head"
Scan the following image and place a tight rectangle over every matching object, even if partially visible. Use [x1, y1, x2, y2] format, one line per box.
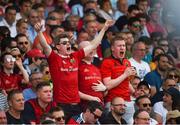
[142, 103, 152, 107]
[54, 116, 65, 121]
[18, 41, 28, 45]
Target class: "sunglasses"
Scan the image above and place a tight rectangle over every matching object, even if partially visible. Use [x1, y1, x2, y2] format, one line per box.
[6, 57, 16, 62]
[160, 44, 168, 47]
[54, 116, 65, 121]
[132, 24, 141, 28]
[142, 103, 152, 107]
[168, 74, 178, 79]
[60, 41, 70, 45]
[92, 112, 101, 119]
[18, 41, 28, 45]
[12, 54, 21, 58]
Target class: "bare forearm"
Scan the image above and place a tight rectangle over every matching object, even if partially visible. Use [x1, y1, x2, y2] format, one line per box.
[79, 91, 94, 101]
[90, 27, 106, 49]
[104, 73, 128, 90]
[38, 32, 52, 56]
[19, 66, 29, 83]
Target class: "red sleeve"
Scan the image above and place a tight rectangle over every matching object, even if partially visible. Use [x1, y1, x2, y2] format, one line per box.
[100, 59, 113, 79]
[32, 36, 39, 49]
[67, 118, 78, 124]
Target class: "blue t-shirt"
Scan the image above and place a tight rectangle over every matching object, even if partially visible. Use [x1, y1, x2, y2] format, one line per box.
[144, 70, 163, 92]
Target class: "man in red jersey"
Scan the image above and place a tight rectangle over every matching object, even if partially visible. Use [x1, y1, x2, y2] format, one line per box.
[78, 41, 107, 109]
[34, 20, 114, 122]
[101, 36, 136, 114]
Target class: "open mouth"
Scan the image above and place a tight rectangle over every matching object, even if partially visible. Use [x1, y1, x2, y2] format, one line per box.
[120, 51, 125, 56]
[67, 47, 71, 51]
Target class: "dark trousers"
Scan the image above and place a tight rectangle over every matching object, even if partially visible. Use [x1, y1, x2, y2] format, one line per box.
[57, 103, 81, 123]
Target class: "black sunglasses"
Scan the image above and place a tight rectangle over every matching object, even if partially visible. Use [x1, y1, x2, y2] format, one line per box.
[55, 116, 65, 121]
[142, 103, 152, 107]
[168, 74, 178, 79]
[18, 41, 28, 45]
[12, 54, 21, 58]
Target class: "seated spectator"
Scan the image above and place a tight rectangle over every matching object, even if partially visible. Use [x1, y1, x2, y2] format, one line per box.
[153, 87, 180, 124]
[144, 54, 169, 96]
[133, 109, 150, 125]
[0, 6, 17, 37]
[166, 110, 180, 124]
[151, 78, 177, 106]
[40, 113, 55, 124]
[0, 52, 29, 93]
[0, 90, 8, 111]
[16, 33, 31, 59]
[149, 47, 165, 71]
[0, 110, 7, 124]
[68, 101, 103, 124]
[26, 49, 46, 74]
[100, 97, 127, 124]
[16, 18, 28, 37]
[146, 8, 167, 37]
[23, 82, 56, 124]
[129, 41, 150, 80]
[23, 71, 43, 101]
[6, 90, 27, 124]
[135, 80, 151, 98]
[49, 106, 65, 125]
[135, 95, 158, 125]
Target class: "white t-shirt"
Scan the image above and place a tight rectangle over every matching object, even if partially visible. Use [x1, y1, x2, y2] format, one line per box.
[153, 101, 168, 125]
[129, 58, 150, 79]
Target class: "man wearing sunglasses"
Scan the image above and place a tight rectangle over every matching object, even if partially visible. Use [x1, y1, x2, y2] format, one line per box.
[68, 101, 103, 124]
[135, 95, 158, 125]
[34, 20, 114, 122]
[49, 106, 65, 125]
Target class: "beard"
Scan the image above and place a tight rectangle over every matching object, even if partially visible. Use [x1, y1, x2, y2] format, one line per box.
[114, 110, 125, 116]
[158, 66, 167, 72]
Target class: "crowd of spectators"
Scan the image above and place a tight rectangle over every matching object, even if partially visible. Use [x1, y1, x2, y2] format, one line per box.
[0, 0, 180, 124]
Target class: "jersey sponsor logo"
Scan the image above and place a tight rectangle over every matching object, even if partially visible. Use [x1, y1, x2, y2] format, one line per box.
[60, 67, 78, 72]
[85, 76, 101, 80]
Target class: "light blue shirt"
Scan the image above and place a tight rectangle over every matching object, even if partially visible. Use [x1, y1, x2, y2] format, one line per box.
[23, 88, 37, 101]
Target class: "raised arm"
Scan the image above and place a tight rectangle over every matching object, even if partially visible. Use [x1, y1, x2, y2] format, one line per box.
[15, 58, 29, 84]
[83, 20, 115, 56]
[34, 23, 52, 57]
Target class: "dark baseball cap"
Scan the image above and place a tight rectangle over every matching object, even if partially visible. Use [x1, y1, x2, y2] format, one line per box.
[137, 81, 150, 89]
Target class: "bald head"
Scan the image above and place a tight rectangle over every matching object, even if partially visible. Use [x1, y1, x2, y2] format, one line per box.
[111, 97, 125, 105]
[78, 41, 90, 49]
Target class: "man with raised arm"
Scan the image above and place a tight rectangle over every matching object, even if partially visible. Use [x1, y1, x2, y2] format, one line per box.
[34, 20, 114, 122]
